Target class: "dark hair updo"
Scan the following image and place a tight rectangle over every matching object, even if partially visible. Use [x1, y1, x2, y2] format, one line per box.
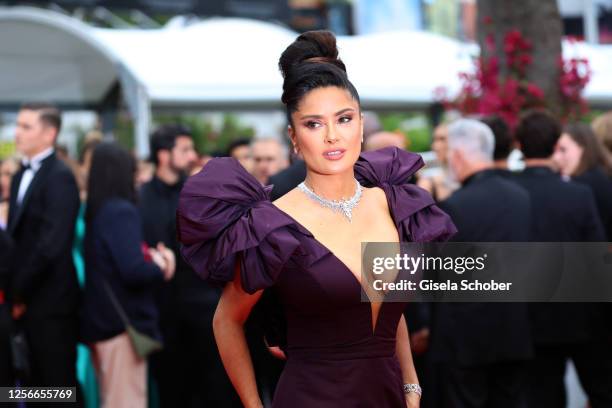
[279, 30, 360, 124]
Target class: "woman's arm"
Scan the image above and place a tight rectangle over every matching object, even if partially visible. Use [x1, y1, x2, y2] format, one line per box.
[213, 259, 264, 408]
[101, 203, 165, 287]
[396, 314, 420, 408]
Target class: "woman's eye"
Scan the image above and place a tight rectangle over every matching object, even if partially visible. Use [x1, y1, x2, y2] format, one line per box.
[305, 121, 321, 129]
[339, 116, 352, 124]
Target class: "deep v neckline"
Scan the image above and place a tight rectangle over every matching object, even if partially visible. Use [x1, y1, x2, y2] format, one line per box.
[271, 194, 396, 335]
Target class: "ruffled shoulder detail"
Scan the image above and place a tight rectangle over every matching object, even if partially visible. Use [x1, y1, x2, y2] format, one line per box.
[355, 147, 457, 242]
[177, 157, 305, 294]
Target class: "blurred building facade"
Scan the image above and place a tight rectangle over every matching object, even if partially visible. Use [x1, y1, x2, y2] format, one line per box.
[559, 0, 612, 43]
[3, 1, 611, 44]
[2, 0, 612, 160]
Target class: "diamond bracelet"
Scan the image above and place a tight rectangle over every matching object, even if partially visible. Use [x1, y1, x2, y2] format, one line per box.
[403, 383, 422, 396]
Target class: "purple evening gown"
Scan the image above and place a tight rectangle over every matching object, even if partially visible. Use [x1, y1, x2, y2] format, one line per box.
[177, 146, 456, 407]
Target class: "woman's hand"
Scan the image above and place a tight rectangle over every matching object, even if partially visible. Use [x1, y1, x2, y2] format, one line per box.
[157, 242, 176, 281]
[267, 346, 287, 360]
[405, 392, 421, 408]
[150, 248, 167, 273]
[12, 303, 26, 320]
[410, 328, 430, 355]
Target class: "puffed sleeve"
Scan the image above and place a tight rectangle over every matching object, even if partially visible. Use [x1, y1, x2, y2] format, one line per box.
[354, 147, 457, 242]
[177, 157, 301, 294]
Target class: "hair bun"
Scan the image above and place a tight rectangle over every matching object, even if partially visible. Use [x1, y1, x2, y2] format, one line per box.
[279, 30, 346, 78]
[278, 30, 359, 116]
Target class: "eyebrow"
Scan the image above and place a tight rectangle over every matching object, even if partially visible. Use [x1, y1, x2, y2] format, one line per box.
[299, 108, 355, 120]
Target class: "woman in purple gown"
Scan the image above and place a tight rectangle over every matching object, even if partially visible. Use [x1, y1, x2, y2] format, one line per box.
[177, 31, 456, 407]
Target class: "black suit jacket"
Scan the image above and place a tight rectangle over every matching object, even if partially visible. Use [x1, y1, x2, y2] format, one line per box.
[0, 228, 12, 384]
[269, 160, 306, 201]
[573, 166, 612, 241]
[0, 228, 12, 293]
[7, 153, 80, 318]
[431, 169, 533, 365]
[81, 198, 164, 342]
[515, 166, 607, 344]
[515, 166, 605, 242]
[139, 176, 216, 305]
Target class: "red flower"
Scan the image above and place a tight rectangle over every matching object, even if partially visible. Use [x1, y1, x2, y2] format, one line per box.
[526, 83, 544, 99]
[485, 34, 496, 52]
[519, 54, 533, 67]
[442, 27, 590, 126]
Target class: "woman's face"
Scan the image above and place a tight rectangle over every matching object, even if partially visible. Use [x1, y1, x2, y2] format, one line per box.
[432, 124, 449, 165]
[553, 133, 583, 176]
[289, 86, 363, 176]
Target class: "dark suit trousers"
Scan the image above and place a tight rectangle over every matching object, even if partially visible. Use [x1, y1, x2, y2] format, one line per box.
[23, 315, 80, 407]
[437, 361, 528, 408]
[150, 301, 241, 408]
[526, 342, 612, 408]
[0, 305, 13, 386]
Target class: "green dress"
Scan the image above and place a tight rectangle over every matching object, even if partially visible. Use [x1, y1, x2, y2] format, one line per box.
[72, 203, 99, 408]
[75, 203, 160, 407]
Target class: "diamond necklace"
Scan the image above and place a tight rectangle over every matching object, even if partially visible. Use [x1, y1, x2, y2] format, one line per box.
[297, 178, 363, 222]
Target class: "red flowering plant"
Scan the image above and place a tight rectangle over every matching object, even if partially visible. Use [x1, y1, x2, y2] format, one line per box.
[439, 27, 591, 127]
[559, 54, 591, 122]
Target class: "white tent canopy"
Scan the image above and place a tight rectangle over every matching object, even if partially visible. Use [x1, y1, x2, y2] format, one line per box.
[563, 40, 612, 106]
[1, 6, 612, 157]
[0, 8, 120, 106]
[0, 7, 150, 155]
[92, 19, 475, 110]
[93, 17, 297, 110]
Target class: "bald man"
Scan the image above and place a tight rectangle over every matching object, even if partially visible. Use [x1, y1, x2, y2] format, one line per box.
[364, 131, 407, 152]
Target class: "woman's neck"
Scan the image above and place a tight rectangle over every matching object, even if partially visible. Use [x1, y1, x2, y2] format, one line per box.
[303, 170, 357, 200]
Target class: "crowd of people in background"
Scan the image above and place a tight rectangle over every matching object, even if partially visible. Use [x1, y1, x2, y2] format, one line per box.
[0, 101, 612, 407]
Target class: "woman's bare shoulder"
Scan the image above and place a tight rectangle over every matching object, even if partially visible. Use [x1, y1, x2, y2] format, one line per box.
[272, 187, 301, 213]
[363, 186, 388, 211]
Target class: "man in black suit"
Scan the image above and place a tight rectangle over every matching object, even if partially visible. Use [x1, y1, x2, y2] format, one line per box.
[7, 103, 80, 392]
[432, 119, 533, 407]
[0, 228, 13, 386]
[481, 115, 515, 177]
[514, 111, 612, 407]
[140, 125, 241, 407]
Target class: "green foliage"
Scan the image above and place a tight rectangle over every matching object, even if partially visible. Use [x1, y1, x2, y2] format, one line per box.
[379, 112, 432, 152]
[0, 141, 15, 160]
[217, 114, 256, 153]
[114, 114, 136, 151]
[581, 109, 604, 125]
[153, 113, 255, 156]
[80, 113, 256, 160]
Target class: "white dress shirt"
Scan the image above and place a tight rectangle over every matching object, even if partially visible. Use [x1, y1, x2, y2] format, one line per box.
[16, 147, 54, 205]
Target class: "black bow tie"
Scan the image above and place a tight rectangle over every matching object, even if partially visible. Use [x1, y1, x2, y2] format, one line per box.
[21, 163, 31, 171]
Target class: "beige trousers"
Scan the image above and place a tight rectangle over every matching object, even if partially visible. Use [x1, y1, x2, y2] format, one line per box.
[91, 332, 147, 408]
